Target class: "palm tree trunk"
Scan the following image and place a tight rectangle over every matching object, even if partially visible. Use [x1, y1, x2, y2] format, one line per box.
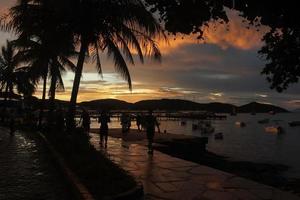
[67, 38, 88, 131]
[38, 73, 47, 127]
[4, 85, 9, 102]
[49, 76, 57, 112]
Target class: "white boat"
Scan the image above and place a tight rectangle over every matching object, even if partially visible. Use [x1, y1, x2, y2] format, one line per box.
[265, 126, 284, 134]
[235, 121, 246, 127]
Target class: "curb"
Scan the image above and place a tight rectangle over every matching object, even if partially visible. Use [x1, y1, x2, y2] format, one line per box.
[104, 182, 144, 200]
[38, 132, 144, 200]
[37, 132, 95, 200]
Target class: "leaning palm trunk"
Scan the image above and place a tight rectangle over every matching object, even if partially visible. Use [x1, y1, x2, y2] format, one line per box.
[49, 76, 57, 112]
[38, 73, 47, 128]
[67, 39, 88, 131]
[4, 84, 9, 102]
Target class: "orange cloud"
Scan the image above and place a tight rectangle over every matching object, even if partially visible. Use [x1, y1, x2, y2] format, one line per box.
[203, 9, 269, 50]
[156, 9, 269, 53]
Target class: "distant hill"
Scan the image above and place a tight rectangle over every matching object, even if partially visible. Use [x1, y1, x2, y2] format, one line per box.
[133, 99, 236, 113]
[237, 102, 288, 113]
[75, 98, 288, 113]
[79, 99, 132, 110]
[293, 108, 300, 113]
[133, 99, 203, 110]
[1, 97, 288, 113]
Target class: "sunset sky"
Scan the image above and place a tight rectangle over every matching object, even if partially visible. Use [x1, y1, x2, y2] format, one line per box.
[0, 1, 299, 110]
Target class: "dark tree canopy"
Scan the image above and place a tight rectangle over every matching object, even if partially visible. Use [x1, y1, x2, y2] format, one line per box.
[144, 0, 228, 37]
[146, 0, 300, 92]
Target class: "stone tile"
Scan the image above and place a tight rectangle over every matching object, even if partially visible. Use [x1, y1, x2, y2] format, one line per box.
[223, 177, 272, 190]
[202, 190, 238, 200]
[156, 161, 196, 169]
[248, 188, 274, 199]
[90, 135, 300, 200]
[155, 182, 178, 192]
[142, 181, 166, 198]
[161, 171, 191, 179]
[189, 166, 233, 177]
[271, 189, 300, 200]
[171, 180, 206, 192]
[190, 174, 229, 187]
[225, 189, 260, 200]
[161, 190, 206, 200]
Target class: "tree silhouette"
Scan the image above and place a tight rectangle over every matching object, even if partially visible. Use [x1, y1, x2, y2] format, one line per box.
[0, 40, 36, 102]
[2, 0, 76, 125]
[145, 0, 228, 37]
[1, 0, 165, 130]
[146, 0, 300, 91]
[229, 0, 300, 92]
[56, 0, 165, 130]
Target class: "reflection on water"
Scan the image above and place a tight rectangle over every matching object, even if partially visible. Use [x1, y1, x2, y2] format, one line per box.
[91, 113, 300, 178]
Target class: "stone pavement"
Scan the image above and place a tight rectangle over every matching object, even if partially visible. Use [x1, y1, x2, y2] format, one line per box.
[90, 133, 300, 200]
[0, 127, 72, 200]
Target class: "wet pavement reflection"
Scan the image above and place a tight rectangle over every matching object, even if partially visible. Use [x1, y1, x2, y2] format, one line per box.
[0, 127, 72, 200]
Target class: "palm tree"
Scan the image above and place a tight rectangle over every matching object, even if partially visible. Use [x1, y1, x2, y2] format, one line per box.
[12, 36, 76, 126]
[2, 0, 165, 130]
[59, 0, 165, 129]
[16, 38, 76, 110]
[2, 1, 76, 125]
[0, 40, 36, 102]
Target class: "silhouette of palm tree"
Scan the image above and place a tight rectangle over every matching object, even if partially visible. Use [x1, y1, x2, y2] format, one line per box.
[0, 40, 36, 102]
[3, 0, 76, 125]
[57, 0, 165, 129]
[2, 0, 165, 130]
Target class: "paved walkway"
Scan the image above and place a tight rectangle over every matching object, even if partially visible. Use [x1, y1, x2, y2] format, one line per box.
[0, 127, 72, 200]
[90, 133, 300, 200]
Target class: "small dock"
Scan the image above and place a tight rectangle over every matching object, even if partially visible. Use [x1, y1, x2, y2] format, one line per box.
[77, 110, 227, 120]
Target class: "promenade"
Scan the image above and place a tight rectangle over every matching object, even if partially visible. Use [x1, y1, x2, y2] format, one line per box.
[0, 127, 72, 200]
[90, 133, 300, 200]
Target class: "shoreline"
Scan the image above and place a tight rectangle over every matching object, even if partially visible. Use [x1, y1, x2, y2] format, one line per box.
[90, 128, 300, 196]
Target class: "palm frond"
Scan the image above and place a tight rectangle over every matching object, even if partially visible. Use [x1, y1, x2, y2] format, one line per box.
[106, 38, 132, 91]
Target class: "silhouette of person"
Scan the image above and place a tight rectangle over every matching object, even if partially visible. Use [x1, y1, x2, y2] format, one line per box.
[81, 108, 91, 135]
[136, 114, 142, 131]
[145, 110, 160, 154]
[56, 108, 65, 131]
[0, 107, 7, 123]
[121, 113, 131, 134]
[9, 117, 15, 136]
[98, 110, 110, 148]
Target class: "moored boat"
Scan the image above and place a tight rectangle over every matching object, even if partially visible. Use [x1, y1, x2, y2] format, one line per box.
[235, 121, 246, 127]
[265, 126, 284, 134]
[258, 119, 269, 124]
[214, 132, 223, 140]
[180, 121, 187, 126]
[289, 121, 300, 127]
[192, 124, 198, 130]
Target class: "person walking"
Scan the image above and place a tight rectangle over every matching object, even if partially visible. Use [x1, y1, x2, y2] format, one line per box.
[9, 116, 15, 136]
[98, 110, 110, 148]
[81, 108, 91, 135]
[136, 114, 142, 131]
[145, 110, 160, 154]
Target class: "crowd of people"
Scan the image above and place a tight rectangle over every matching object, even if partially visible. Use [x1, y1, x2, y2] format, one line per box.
[79, 110, 160, 154]
[0, 104, 161, 154]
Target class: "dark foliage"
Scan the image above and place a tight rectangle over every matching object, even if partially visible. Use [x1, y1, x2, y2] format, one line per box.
[146, 0, 300, 92]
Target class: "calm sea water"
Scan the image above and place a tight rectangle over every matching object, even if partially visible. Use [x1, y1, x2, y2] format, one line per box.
[91, 113, 300, 178]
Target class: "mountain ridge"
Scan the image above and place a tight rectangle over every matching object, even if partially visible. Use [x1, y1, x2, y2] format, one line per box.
[78, 98, 289, 113]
